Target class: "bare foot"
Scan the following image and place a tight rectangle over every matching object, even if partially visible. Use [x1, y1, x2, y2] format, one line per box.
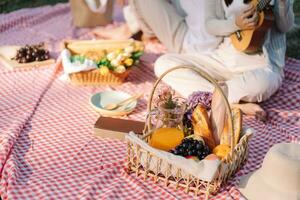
[93, 24, 132, 40]
[231, 103, 267, 122]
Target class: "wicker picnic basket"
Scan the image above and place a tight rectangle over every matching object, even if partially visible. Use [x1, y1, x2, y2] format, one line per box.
[126, 65, 252, 199]
[69, 68, 130, 86]
[63, 40, 143, 86]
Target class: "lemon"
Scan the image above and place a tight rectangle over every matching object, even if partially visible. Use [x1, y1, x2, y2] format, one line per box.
[212, 144, 231, 160]
[149, 127, 184, 151]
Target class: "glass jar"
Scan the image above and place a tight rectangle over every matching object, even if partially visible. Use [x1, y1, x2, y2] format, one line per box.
[154, 97, 186, 130]
[148, 98, 186, 151]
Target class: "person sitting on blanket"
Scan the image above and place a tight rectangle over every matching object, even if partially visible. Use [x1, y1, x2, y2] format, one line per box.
[93, 0, 187, 43]
[127, 0, 294, 122]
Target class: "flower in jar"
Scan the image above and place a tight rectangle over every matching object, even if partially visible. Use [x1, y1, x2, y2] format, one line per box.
[154, 86, 176, 107]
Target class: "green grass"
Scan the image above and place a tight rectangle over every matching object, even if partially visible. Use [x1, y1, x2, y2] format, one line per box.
[0, 0, 299, 58]
[0, 0, 68, 13]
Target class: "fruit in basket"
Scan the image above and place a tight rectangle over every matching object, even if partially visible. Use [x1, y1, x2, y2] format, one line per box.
[185, 156, 200, 161]
[13, 43, 50, 63]
[212, 144, 231, 160]
[171, 136, 211, 160]
[220, 108, 242, 146]
[150, 127, 184, 151]
[192, 104, 216, 150]
[204, 154, 220, 161]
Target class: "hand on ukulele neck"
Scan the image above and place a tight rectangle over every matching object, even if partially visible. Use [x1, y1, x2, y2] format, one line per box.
[235, 4, 259, 30]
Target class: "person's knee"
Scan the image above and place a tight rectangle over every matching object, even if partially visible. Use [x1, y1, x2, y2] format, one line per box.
[154, 54, 177, 78]
[244, 71, 282, 102]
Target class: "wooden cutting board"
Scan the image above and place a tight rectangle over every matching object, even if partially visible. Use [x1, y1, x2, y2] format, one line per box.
[0, 45, 55, 70]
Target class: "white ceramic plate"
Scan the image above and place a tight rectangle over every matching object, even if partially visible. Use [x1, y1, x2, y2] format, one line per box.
[90, 91, 137, 116]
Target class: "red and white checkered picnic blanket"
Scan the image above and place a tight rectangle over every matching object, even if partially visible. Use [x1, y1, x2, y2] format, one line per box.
[0, 3, 299, 200]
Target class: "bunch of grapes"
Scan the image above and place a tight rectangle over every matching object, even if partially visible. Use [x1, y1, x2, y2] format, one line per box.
[13, 44, 50, 63]
[170, 137, 211, 160]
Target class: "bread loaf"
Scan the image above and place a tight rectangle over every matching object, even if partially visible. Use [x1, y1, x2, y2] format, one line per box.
[220, 108, 242, 146]
[192, 105, 216, 150]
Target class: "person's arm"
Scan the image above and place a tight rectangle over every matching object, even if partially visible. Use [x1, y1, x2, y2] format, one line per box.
[205, 0, 240, 36]
[274, 0, 295, 33]
[205, 0, 260, 36]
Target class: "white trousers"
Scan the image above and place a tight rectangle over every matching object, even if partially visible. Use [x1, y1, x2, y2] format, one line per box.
[155, 44, 282, 103]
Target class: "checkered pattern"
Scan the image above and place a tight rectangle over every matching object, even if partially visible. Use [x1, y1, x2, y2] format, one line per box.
[0, 3, 299, 200]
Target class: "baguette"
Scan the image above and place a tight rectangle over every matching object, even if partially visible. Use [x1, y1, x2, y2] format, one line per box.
[220, 108, 242, 146]
[192, 104, 216, 150]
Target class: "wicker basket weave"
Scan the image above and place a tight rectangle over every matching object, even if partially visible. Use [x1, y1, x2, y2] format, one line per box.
[126, 65, 252, 199]
[69, 68, 130, 86]
[63, 40, 143, 86]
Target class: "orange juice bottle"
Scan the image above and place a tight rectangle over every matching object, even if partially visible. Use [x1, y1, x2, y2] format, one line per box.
[150, 127, 184, 151]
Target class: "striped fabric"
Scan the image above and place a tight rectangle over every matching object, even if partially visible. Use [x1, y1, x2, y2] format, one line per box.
[263, 0, 295, 73]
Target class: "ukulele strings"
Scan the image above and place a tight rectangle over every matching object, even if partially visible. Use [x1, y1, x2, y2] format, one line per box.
[257, 0, 270, 12]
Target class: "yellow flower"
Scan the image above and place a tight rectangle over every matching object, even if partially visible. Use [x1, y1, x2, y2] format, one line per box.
[122, 52, 131, 58]
[111, 59, 120, 67]
[124, 58, 134, 67]
[115, 49, 123, 54]
[107, 52, 116, 61]
[99, 66, 109, 75]
[114, 65, 126, 74]
[124, 46, 134, 53]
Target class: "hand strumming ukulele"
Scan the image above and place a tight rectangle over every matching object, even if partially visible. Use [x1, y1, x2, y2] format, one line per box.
[230, 0, 274, 53]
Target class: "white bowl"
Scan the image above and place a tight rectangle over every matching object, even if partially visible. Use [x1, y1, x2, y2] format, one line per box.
[90, 91, 137, 116]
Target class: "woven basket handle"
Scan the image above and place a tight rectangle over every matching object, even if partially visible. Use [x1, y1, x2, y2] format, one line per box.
[144, 65, 235, 151]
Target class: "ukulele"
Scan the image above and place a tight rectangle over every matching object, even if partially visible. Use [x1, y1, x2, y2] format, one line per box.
[230, 0, 274, 53]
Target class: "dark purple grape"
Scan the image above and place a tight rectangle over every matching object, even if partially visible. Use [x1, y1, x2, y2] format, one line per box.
[20, 57, 27, 63]
[204, 146, 210, 153]
[39, 49, 45, 55]
[179, 148, 185, 155]
[191, 149, 197, 155]
[44, 54, 49, 60]
[25, 54, 32, 60]
[19, 47, 26, 53]
[196, 142, 203, 150]
[181, 143, 187, 148]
